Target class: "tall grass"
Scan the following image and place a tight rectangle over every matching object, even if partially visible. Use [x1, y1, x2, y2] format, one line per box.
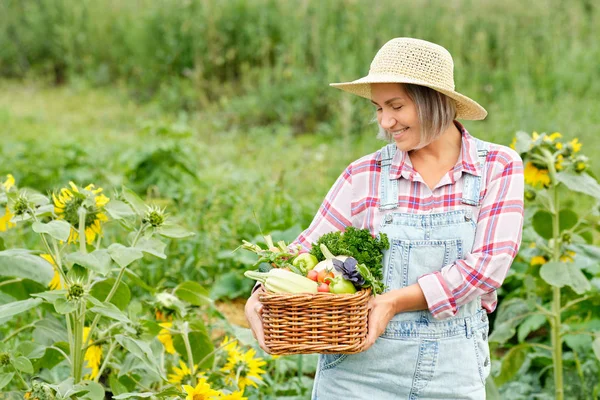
[1, 0, 599, 147]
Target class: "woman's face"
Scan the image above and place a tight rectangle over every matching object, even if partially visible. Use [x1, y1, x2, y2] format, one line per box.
[371, 83, 422, 151]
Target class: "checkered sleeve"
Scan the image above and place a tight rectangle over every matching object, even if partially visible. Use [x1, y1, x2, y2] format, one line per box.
[417, 148, 525, 320]
[292, 165, 354, 251]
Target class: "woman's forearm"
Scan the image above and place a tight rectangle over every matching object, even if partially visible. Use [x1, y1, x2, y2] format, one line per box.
[385, 283, 429, 314]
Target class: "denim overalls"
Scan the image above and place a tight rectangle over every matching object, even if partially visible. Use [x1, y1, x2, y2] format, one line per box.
[312, 139, 492, 400]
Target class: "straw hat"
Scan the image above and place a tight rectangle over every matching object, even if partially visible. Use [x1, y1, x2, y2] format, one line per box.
[330, 38, 487, 120]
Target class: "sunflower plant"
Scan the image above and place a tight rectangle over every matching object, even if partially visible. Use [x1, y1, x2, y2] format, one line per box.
[0, 177, 225, 398]
[488, 132, 600, 399]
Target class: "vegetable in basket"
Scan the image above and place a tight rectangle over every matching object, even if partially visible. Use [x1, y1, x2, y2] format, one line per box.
[244, 269, 318, 294]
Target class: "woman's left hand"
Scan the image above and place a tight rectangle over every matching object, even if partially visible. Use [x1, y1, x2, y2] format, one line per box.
[362, 292, 398, 351]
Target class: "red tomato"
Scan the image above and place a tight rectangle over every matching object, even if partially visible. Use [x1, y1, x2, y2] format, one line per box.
[317, 282, 330, 293]
[317, 269, 334, 283]
[307, 270, 319, 282]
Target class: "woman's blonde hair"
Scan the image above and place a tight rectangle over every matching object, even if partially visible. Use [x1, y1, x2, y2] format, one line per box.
[376, 83, 457, 146]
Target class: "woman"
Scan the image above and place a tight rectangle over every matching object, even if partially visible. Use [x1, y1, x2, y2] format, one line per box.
[245, 37, 524, 399]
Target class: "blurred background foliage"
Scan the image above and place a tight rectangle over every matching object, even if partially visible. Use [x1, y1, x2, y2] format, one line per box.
[0, 0, 599, 398]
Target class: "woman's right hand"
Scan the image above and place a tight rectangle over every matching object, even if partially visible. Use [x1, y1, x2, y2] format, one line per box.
[244, 286, 270, 353]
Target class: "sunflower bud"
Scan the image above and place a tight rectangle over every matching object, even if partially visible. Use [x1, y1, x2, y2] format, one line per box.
[12, 194, 31, 216]
[67, 283, 85, 301]
[143, 205, 167, 227]
[524, 189, 536, 202]
[0, 352, 10, 366]
[562, 232, 572, 245]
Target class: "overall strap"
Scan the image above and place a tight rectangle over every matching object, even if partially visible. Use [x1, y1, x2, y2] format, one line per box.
[461, 139, 490, 207]
[379, 143, 399, 210]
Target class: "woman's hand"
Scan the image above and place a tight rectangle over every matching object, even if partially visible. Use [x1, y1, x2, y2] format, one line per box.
[361, 292, 397, 351]
[244, 286, 270, 353]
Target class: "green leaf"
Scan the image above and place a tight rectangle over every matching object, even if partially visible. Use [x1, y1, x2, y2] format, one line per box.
[174, 281, 212, 306]
[72, 380, 105, 400]
[210, 271, 253, 300]
[532, 211, 553, 239]
[122, 187, 147, 216]
[33, 318, 68, 344]
[540, 261, 591, 294]
[12, 356, 34, 374]
[0, 372, 15, 391]
[123, 268, 155, 294]
[114, 335, 163, 379]
[489, 298, 530, 344]
[517, 314, 547, 343]
[135, 237, 167, 259]
[593, 337, 600, 361]
[494, 344, 529, 386]
[54, 297, 77, 314]
[90, 300, 131, 323]
[157, 224, 195, 238]
[557, 172, 600, 200]
[18, 342, 47, 359]
[104, 200, 136, 220]
[514, 131, 532, 155]
[564, 334, 593, 353]
[113, 393, 154, 399]
[65, 250, 112, 276]
[0, 297, 42, 320]
[558, 209, 578, 232]
[32, 220, 71, 242]
[32, 289, 68, 303]
[109, 374, 128, 396]
[173, 320, 214, 370]
[108, 244, 144, 268]
[90, 279, 131, 311]
[0, 249, 54, 285]
[33, 341, 69, 371]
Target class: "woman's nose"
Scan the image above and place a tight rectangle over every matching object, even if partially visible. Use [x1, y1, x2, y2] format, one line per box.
[380, 111, 396, 130]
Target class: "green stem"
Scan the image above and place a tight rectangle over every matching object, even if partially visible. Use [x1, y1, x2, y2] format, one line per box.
[15, 368, 29, 391]
[66, 313, 75, 378]
[84, 224, 146, 349]
[28, 207, 70, 285]
[195, 338, 238, 369]
[73, 307, 84, 383]
[0, 278, 23, 288]
[561, 295, 594, 313]
[48, 346, 72, 365]
[182, 322, 197, 387]
[94, 340, 116, 383]
[78, 207, 87, 254]
[550, 177, 564, 400]
[2, 322, 35, 342]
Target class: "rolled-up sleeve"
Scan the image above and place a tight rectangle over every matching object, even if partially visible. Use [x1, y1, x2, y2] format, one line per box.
[417, 151, 525, 320]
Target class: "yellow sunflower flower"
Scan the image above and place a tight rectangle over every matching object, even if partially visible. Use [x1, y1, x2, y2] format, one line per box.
[158, 322, 177, 355]
[555, 154, 564, 171]
[182, 378, 221, 400]
[220, 335, 240, 357]
[221, 348, 266, 390]
[53, 182, 109, 245]
[560, 251, 576, 263]
[530, 256, 547, 266]
[509, 137, 516, 150]
[544, 132, 562, 143]
[524, 162, 550, 188]
[569, 138, 582, 153]
[219, 390, 248, 400]
[40, 254, 64, 290]
[0, 207, 15, 232]
[168, 360, 203, 385]
[83, 327, 102, 380]
[1, 174, 15, 191]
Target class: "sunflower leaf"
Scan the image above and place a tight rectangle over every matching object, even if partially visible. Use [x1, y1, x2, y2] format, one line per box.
[108, 244, 144, 268]
[157, 224, 194, 239]
[65, 250, 112, 276]
[135, 237, 167, 259]
[121, 187, 147, 216]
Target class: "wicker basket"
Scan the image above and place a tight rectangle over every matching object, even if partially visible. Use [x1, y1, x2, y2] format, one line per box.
[258, 289, 371, 355]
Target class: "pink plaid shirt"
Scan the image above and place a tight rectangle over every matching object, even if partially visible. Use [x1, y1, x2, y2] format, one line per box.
[294, 122, 524, 319]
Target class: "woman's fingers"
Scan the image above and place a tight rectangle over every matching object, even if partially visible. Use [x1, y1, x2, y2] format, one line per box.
[245, 295, 270, 353]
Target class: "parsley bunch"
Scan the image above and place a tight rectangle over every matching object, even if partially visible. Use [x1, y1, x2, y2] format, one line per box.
[310, 227, 389, 285]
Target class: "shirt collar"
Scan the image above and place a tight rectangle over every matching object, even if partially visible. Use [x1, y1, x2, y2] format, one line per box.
[387, 121, 481, 181]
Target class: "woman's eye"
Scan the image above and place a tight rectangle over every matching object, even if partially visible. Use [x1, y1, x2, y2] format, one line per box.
[392, 106, 403, 110]
[375, 108, 382, 112]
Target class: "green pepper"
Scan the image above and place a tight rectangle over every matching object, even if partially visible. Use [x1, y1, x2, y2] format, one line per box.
[292, 253, 319, 272]
[324, 276, 357, 294]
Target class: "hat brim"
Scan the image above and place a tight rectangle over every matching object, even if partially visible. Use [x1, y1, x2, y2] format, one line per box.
[330, 74, 487, 120]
